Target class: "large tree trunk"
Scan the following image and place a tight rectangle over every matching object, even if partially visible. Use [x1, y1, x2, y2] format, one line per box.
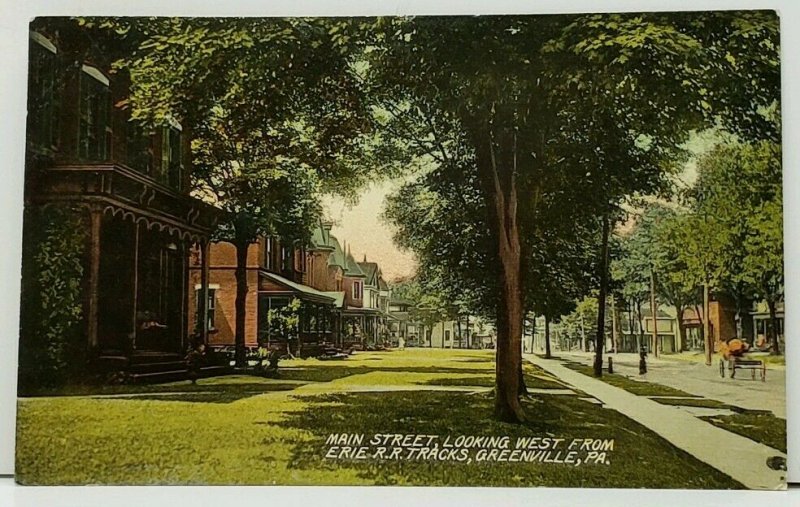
[694, 303, 705, 350]
[649, 266, 659, 358]
[474, 125, 525, 423]
[767, 299, 781, 355]
[544, 315, 552, 359]
[635, 300, 644, 352]
[593, 212, 610, 377]
[676, 304, 687, 353]
[703, 282, 712, 366]
[580, 311, 588, 352]
[234, 240, 250, 368]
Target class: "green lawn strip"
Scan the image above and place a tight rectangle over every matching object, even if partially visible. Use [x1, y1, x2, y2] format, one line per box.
[651, 397, 735, 410]
[421, 363, 568, 390]
[20, 375, 310, 398]
[700, 413, 786, 453]
[562, 362, 699, 398]
[16, 388, 740, 488]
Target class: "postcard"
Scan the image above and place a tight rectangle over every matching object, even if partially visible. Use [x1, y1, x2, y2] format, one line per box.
[14, 12, 785, 489]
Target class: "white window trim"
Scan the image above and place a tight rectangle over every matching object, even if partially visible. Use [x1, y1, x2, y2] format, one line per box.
[30, 31, 57, 54]
[81, 64, 110, 86]
[167, 116, 183, 132]
[194, 283, 221, 290]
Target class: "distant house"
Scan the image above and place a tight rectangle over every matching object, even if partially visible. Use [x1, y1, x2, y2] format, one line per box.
[357, 258, 390, 345]
[388, 298, 425, 347]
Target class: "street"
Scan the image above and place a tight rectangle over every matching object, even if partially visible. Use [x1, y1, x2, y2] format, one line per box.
[556, 351, 786, 418]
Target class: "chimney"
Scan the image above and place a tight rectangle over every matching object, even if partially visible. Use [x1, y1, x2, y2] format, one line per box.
[363, 254, 367, 262]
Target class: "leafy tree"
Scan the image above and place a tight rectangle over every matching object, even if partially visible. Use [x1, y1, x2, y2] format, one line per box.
[98, 17, 383, 366]
[687, 140, 783, 353]
[372, 11, 779, 420]
[18, 205, 88, 391]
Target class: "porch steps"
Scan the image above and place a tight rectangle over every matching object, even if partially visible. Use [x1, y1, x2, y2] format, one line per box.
[128, 365, 229, 384]
[95, 351, 230, 384]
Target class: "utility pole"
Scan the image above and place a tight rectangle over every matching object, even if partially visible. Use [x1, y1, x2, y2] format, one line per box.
[650, 265, 659, 358]
[610, 294, 618, 354]
[703, 282, 712, 366]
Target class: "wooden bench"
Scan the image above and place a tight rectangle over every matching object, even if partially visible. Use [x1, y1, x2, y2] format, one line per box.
[719, 358, 766, 381]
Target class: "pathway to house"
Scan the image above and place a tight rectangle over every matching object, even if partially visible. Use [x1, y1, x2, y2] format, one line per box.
[525, 353, 787, 490]
[557, 351, 786, 418]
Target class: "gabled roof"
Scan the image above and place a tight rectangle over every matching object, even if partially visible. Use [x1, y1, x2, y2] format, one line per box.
[378, 278, 389, 291]
[344, 250, 366, 278]
[310, 222, 336, 251]
[357, 261, 379, 286]
[327, 236, 347, 270]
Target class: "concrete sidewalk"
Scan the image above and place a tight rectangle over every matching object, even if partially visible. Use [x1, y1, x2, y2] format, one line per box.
[525, 354, 787, 490]
[559, 351, 786, 418]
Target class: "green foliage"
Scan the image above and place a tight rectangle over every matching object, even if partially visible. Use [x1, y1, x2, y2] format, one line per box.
[265, 298, 302, 343]
[19, 205, 88, 390]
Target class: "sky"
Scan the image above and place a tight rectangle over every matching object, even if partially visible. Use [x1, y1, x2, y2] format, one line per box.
[322, 179, 418, 282]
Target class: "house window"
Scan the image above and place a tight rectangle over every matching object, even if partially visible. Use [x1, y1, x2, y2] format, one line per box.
[28, 32, 59, 151]
[160, 126, 182, 190]
[78, 65, 111, 161]
[264, 237, 274, 271]
[195, 288, 217, 331]
[281, 245, 292, 272]
[294, 246, 305, 273]
[353, 281, 362, 300]
[445, 330, 451, 342]
[126, 121, 154, 174]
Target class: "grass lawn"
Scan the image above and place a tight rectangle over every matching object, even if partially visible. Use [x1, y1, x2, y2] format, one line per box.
[652, 397, 735, 410]
[16, 348, 740, 488]
[700, 413, 787, 453]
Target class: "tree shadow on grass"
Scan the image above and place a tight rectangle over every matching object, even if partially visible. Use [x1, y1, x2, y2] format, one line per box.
[277, 366, 494, 383]
[102, 391, 272, 404]
[271, 390, 743, 488]
[93, 382, 303, 404]
[421, 375, 567, 390]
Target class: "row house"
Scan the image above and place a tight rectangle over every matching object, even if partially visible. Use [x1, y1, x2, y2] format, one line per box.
[190, 221, 395, 354]
[188, 233, 341, 356]
[20, 21, 220, 380]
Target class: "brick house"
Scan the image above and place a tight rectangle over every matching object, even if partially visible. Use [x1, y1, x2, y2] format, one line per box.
[20, 21, 220, 381]
[188, 232, 343, 355]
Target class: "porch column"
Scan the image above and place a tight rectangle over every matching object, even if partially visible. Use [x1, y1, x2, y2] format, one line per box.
[130, 221, 140, 350]
[87, 206, 102, 350]
[199, 240, 211, 345]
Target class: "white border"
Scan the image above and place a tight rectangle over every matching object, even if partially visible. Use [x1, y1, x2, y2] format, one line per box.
[1, 1, 797, 504]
